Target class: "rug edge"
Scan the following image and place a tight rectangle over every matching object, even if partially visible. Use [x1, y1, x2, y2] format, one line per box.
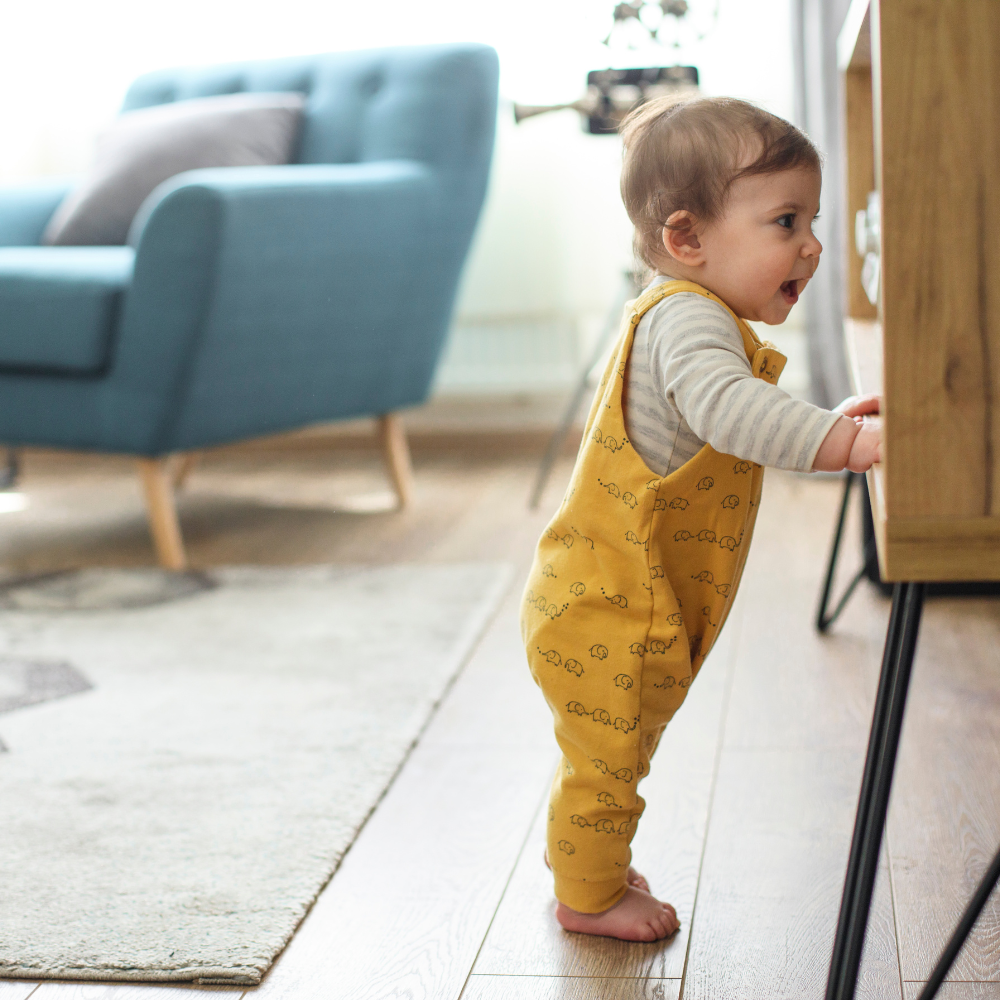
[0, 965, 261, 985]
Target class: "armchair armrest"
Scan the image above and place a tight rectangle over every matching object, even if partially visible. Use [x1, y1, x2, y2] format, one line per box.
[0, 178, 73, 246]
[111, 161, 446, 453]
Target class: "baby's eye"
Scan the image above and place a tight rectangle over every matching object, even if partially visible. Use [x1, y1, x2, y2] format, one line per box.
[777, 213, 795, 229]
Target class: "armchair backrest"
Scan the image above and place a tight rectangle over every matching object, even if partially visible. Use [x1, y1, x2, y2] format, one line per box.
[122, 45, 499, 209]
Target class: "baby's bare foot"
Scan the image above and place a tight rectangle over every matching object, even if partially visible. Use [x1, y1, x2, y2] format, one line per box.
[543, 852, 650, 894]
[556, 885, 679, 942]
[627, 867, 650, 893]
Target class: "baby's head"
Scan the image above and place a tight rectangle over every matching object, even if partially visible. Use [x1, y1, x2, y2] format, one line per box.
[620, 96, 822, 324]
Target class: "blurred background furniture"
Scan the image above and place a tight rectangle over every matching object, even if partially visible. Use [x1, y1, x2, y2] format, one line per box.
[0, 44, 499, 569]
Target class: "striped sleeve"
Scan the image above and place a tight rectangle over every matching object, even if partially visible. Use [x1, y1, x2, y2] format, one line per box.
[649, 293, 841, 473]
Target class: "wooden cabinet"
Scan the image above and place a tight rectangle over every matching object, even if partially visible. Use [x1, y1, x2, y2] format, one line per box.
[839, 0, 1000, 580]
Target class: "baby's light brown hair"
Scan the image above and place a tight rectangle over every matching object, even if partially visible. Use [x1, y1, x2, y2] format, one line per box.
[620, 96, 821, 269]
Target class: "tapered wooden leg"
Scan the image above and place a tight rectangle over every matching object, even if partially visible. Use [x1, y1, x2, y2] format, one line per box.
[377, 413, 413, 508]
[172, 451, 198, 490]
[137, 457, 187, 570]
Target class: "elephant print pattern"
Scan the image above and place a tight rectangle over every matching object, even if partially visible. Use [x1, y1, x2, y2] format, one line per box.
[520, 277, 784, 914]
[571, 813, 636, 835]
[526, 591, 570, 620]
[602, 589, 628, 608]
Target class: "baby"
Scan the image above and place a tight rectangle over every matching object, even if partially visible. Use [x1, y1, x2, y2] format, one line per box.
[521, 96, 880, 942]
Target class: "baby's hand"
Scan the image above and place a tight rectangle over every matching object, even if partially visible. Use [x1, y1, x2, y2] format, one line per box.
[835, 393, 881, 419]
[847, 416, 882, 472]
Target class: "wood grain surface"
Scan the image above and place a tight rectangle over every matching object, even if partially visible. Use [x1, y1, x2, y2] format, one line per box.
[462, 976, 680, 1000]
[248, 743, 552, 1000]
[844, 67, 877, 321]
[0, 985, 40, 1000]
[5, 447, 1000, 996]
[841, 0, 1000, 577]
[682, 478, 901, 1000]
[683, 748, 901, 1000]
[888, 597, 1000, 982]
[722, 471, 879, 751]
[879, 0, 1000, 521]
[902, 987, 1000, 1000]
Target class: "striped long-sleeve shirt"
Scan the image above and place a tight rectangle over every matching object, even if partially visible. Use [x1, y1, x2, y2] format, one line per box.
[622, 276, 840, 477]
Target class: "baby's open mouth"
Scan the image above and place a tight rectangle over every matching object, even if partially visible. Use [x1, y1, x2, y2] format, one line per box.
[780, 279, 801, 304]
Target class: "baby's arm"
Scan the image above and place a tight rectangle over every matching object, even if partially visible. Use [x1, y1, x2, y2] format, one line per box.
[812, 394, 881, 472]
[658, 301, 841, 472]
[649, 294, 880, 474]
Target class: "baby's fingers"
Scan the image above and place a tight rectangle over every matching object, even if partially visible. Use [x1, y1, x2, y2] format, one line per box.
[836, 393, 881, 418]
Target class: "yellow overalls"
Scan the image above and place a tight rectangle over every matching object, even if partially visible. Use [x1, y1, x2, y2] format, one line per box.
[521, 279, 786, 913]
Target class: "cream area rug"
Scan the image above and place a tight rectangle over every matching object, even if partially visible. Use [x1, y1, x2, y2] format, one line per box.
[0, 564, 510, 985]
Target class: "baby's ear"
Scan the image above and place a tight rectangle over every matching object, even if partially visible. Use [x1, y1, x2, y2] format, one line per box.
[662, 211, 705, 264]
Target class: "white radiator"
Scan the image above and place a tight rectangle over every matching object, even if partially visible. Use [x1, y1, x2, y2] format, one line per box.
[433, 316, 584, 392]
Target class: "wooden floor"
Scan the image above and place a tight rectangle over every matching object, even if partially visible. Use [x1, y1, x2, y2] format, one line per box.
[3, 436, 1000, 999]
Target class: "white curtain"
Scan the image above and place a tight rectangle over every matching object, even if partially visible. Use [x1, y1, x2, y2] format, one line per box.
[791, 0, 853, 406]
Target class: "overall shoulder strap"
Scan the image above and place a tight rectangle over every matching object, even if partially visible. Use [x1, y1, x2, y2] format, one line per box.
[630, 279, 762, 362]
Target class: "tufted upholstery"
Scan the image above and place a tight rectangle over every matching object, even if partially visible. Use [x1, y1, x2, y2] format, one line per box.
[122, 47, 494, 205]
[0, 45, 499, 455]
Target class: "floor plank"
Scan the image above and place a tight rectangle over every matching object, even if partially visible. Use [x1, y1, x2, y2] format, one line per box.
[3, 446, 566, 1000]
[470, 595, 743, 980]
[682, 748, 901, 1000]
[246, 745, 551, 1000]
[902, 987, 1000, 999]
[0, 985, 40, 1000]
[6, 449, 1000, 997]
[461, 975, 680, 999]
[722, 473, 884, 752]
[420, 585, 557, 753]
[888, 597, 1000, 983]
[681, 474, 901, 999]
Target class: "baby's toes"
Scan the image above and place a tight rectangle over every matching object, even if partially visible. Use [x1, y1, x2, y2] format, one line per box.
[640, 921, 661, 943]
[652, 916, 672, 940]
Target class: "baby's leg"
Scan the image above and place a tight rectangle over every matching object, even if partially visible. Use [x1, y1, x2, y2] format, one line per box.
[540, 649, 692, 940]
[546, 758, 679, 941]
[543, 850, 650, 893]
[545, 728, 681, 941]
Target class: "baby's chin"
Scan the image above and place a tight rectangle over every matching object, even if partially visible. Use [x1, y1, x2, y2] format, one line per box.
[744, 301, 793, 325]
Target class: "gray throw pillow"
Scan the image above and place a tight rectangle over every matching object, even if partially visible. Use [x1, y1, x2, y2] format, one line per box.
[43, 91, 305, 246]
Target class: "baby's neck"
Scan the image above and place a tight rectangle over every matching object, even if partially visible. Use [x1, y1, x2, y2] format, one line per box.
[653, 261, 703, 285]
[655, 267, 703, 288]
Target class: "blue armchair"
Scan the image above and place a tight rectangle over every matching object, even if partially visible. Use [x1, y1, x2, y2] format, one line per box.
[0, 45, 498, 568]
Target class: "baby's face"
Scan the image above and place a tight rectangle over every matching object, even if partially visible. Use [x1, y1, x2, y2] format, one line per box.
[697, 166, 822, 324]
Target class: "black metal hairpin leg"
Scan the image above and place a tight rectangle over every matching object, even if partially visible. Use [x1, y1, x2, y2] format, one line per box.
[826, 581, 925, 1000]
[913, 838, 1000, 998]
[817, 472, 871, 632]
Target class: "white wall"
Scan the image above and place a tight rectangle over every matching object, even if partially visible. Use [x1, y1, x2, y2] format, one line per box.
[0, 0, 807, 396]
[440, 0, 806, 394]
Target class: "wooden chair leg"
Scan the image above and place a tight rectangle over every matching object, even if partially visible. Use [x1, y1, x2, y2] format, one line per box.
[377, 413, 413, 508]
[172, 451, 198, 490]
[137, 457, 187, 570]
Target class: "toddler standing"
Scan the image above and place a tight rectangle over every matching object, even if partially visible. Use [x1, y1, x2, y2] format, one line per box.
[521, 97, 881, 942]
